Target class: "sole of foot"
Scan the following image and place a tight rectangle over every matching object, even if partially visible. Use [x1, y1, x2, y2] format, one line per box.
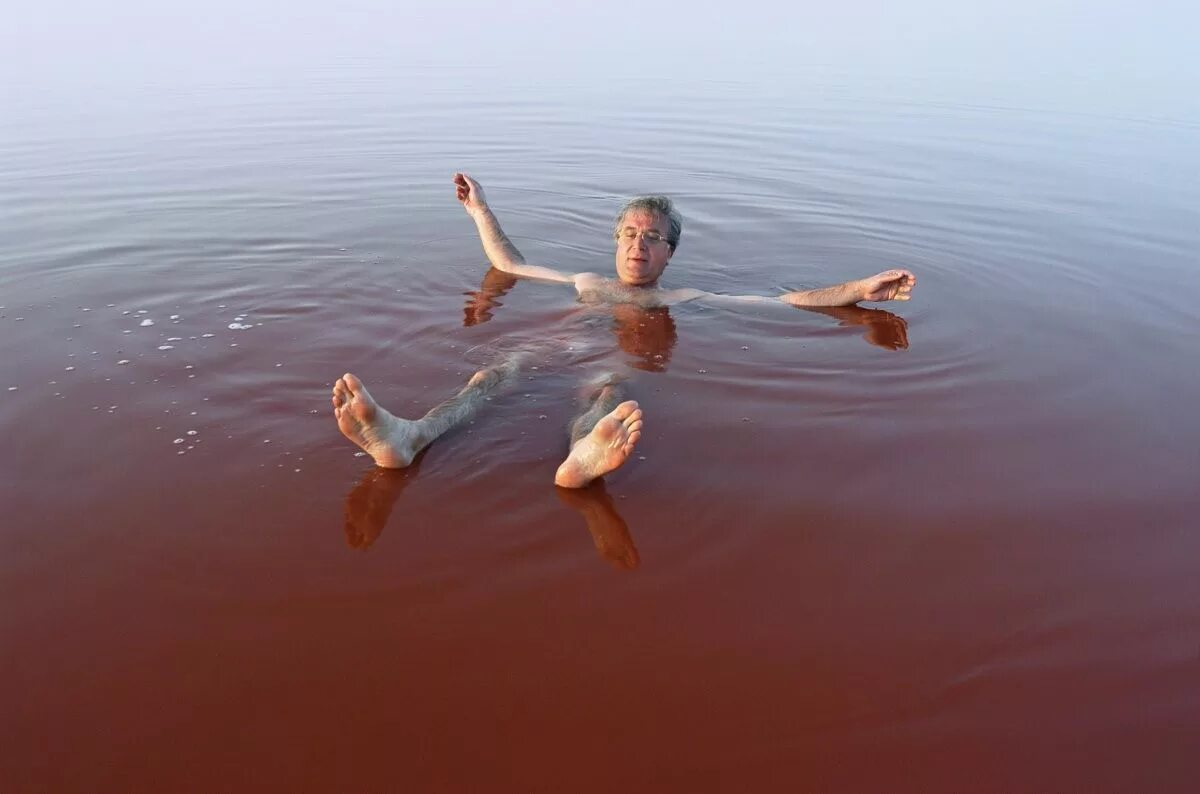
[554, 400, 643, 488]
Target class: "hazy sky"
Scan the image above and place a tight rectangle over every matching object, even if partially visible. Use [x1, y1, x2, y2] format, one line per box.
[3, 0, 1197, 118]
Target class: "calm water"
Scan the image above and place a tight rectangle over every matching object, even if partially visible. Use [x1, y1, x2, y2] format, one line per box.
[3, 65, 1199, 792]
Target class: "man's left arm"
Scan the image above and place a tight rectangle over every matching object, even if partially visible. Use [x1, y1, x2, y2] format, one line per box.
[664, 269, 916, 308]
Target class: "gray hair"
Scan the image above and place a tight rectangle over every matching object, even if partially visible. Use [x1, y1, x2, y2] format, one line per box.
[614, 195, 682, 252]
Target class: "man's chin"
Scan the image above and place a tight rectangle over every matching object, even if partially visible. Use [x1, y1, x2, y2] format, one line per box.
[620, 267, 655, 286]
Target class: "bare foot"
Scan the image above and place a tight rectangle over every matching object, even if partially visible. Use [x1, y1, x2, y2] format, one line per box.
[554, 400, 643, 488]
[332, 373, 424, 468]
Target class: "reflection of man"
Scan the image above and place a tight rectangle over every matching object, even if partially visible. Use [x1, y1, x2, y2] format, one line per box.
[332, 174, 917, 489]
[610, 304, 677, 372]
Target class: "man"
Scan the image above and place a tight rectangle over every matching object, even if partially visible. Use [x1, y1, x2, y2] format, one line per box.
[332, 173, 916, 488]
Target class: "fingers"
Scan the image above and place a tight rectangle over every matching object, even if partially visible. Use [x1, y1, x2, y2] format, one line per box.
[453, 172, 471, 202]
[874, 268, 916, 285]
[867, 269, 917, 302]
[453, 172, 485, 207]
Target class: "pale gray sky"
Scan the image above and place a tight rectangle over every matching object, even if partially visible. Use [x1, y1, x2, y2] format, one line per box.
[3, 0, 1196, 118]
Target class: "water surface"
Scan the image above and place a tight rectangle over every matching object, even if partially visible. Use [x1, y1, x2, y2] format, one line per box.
[3, 65, 1199, 792]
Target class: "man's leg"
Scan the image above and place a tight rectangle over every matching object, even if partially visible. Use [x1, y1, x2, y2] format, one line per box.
[332, 355, 521, 468]
[553, 378, 643, 488]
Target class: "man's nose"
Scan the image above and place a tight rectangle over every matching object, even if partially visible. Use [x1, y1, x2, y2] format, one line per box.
[632, 233, 648, 250]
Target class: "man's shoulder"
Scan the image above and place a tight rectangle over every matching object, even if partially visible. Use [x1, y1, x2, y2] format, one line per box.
[571, 271, 607, 290]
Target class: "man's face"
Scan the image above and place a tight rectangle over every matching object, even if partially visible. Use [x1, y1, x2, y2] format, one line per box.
[614, 209, 674, 286]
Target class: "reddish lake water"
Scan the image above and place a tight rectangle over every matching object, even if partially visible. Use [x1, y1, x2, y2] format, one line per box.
[3, 70, 1199, 792]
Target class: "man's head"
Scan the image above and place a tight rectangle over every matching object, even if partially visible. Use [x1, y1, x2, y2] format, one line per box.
[612, 196, 681, 286]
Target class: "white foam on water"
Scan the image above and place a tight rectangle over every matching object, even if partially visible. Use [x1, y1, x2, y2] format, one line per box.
[65, 366, 75, 371]
[170, 314, 180, 320]
[158, 345, 174, 350]
[227, 323, 253, 330]
[140, 319, 154, 327]
[202, 333, 214, 338]
[7, 386, 16, 391]
[117, 359, 130, 365]
[173, 438, 185, 444]
[186, 430, 198, 436]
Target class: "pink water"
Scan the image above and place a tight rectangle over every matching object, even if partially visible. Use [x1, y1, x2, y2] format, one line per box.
[3, 76, 1199, 792]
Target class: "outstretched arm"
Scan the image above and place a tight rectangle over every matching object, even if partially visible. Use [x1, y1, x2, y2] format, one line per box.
[454, 173, 579, 285]
[665, 269, 917, 308]
[783, 269, 916, 307]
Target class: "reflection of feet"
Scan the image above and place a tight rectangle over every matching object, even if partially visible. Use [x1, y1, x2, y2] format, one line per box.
[556, 483, 640, 570]
[554, 400, 643, 488]
[343, 467, 417, 550]
[332, 373, 423, 468]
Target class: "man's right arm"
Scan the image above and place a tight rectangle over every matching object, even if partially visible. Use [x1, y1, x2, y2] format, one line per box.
[454, 173, 577, 285]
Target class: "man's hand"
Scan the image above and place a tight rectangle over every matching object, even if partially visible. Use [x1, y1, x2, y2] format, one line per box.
[858, 269, 916, 302]
[453, 172, 488, 217]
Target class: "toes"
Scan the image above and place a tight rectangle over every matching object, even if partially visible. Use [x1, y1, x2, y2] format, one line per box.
[343, 373, 363, 394]
[611, 400, 639, 421]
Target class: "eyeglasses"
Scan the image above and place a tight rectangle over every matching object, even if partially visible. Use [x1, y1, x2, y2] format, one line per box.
[616, 228, 671, 246]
